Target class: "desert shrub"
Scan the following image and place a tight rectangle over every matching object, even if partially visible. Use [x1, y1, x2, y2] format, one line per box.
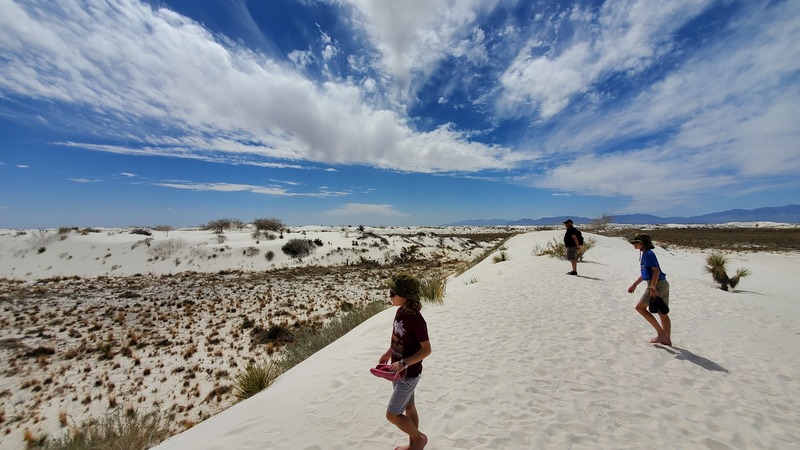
[153, 225, 173, 236]
[588, 213, 614, 234]
[40, 409, 172, 450]
[265, 251, 275, 262]
[147, 239, 186, 260]
[492, 251, 509, 263]
[130, 228, 152, 236]
[242, 246, 260, 257]
[30, 230, 60, 251]
[232, 361, 281, 401]
[419, 277, 446, 304]
[252, 217, 285, 232]
[251, 229, 277, 240]
[252, 324, 294, 346]
[58, 227, 72, 234]
[705, 252, 750, 291]
[534, 237, 594, 261]
[201, 218, 244, 234]
[281, 239, 316, 259]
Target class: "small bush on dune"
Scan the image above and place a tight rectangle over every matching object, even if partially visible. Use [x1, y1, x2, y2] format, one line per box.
[534, 237, 594, 261]
[233, 361, 282, 401]
[419, 277, 446, 304]
[492, 251, 509, 263]
[252, 218, 285, 232]
[201, 218, 245, 234]
[705, 252, 750, 291]
[281, 239, 316, 258]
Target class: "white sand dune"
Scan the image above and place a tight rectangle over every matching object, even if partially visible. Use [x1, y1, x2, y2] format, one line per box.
[153, 230, 800, 450]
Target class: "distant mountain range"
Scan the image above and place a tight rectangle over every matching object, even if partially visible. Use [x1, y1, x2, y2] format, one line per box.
[444, 204, 800, 226]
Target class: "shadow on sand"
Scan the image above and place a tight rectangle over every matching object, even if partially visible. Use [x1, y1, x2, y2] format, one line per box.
[657, 346, 729, 373]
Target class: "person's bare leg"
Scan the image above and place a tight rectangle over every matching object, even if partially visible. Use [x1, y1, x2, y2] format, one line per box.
[393, 402, 420, 450]
[387, 409, 425, 450]
[571, 259, 578, 273]
[635, 303, 666, 343]
[658, 313, 672, 346]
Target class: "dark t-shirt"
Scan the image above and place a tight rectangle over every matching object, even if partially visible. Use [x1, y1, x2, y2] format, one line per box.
[564, 227, 581, 248]
[391, 308, 429, 378]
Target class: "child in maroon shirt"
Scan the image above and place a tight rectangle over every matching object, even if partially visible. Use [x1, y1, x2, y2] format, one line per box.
[379, 273, 431, 450]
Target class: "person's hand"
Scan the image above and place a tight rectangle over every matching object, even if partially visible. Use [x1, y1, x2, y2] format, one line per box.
[627, 285, 636, 293]
[389, 361, 405, 373]
[379, 349, 391, 364]
[649, 286, 658, 295]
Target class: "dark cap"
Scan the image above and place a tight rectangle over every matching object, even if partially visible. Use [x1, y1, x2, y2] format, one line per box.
[563, 219, 573, 224]
[384, 273, 420, 301]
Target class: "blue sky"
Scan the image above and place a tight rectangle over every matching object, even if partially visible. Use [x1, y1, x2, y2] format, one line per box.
[1, 0, 798, 228]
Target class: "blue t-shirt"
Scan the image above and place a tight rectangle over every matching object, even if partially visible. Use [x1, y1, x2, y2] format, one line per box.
[640, 249, 667, 281]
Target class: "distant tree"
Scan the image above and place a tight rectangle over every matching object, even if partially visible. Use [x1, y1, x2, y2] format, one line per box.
[153, 225, 174, 237]
[253, 218, 285, 232]
[202, 218, 244, 234]
[589, 212, 614, 234]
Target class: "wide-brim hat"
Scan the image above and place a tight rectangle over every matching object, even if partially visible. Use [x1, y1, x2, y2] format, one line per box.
[629, 233, 655, 249]
[385, 273, 420, 301]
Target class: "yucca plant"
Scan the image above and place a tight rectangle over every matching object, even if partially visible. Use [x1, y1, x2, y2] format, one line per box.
[705, 253, 749, 291]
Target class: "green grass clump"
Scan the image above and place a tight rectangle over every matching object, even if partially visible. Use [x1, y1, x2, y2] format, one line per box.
[233, 361, 282, 401]
[419, 277, 446, 304]
[39, 409, 172, 450]
[492, 251, 509, 263]
[534, 237, 594, 261]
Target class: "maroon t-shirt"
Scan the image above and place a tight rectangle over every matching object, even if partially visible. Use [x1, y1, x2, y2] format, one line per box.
[390, 308, 429, 377]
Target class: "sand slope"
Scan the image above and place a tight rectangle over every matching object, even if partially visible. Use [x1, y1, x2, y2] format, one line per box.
[153, 230, 800, 450]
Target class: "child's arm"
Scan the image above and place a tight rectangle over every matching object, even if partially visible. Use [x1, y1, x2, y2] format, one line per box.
[379, 348, 392, 364]
[390, 340, 431, 372]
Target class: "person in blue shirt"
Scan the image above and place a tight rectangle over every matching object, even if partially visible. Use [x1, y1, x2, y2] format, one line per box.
[627, 234, 672, 346]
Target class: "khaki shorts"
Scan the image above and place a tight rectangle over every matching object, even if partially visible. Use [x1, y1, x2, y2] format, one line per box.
[639, 279, 670, 304]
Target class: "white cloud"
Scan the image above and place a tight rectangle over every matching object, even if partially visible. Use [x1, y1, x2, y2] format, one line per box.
[68, 178, 102, 183]
[120, 172, 136, 177]
[324, 202, 407, 217]
[0, 1, 521, 174]
[153, 181, 348, 198]
[497, 0, 713, 119]
[342, 0, 497, 97]
[16, 165, 29, 169]
[521, 2, 800, 208]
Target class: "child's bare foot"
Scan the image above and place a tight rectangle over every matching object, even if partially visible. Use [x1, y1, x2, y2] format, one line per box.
[649, 336, 660, 344]
[394, 446, 410, 450]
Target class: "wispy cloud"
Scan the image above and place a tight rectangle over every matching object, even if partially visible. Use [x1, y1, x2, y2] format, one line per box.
[153, 181, 349, 198]
[0, 1, 521, 173]
[324, 202, 408, 217]
[68, 178, 102, 183]
[16, 165, 29, 169]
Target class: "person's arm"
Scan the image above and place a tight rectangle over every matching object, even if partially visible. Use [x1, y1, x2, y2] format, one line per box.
[648, 267, 661, 296]
[628, 275, 643, 293]
[379, 347, 392, 364]
[390, 340, 431, 373]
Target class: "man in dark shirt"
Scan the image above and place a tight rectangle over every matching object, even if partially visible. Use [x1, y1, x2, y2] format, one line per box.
[563, 219, 582, 275]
